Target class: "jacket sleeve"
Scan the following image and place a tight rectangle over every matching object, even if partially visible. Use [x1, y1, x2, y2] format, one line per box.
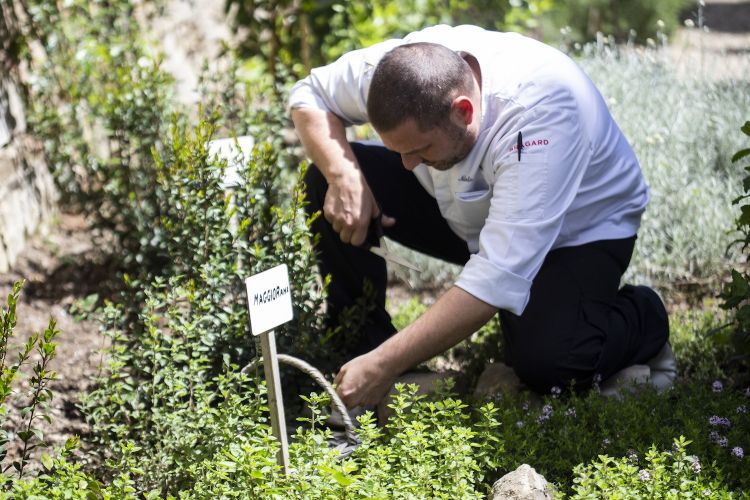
[287, 39, 403, 126]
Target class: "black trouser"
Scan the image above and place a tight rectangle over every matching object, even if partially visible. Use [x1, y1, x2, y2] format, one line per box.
[304, 142, 669, 392]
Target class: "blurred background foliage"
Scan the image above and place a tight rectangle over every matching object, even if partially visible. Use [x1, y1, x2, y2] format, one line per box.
[225, 0, 692, 85]
[546, 0, 693, 45]
[225, 0, 548, 83]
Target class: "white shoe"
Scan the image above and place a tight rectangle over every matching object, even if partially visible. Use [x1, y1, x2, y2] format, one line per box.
[600, 342, 677, 397]
[646, 342, 677, 391]
[600, 364, 651, 398]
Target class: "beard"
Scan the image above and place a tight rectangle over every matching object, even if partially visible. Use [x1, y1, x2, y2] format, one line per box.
[423, 122, 475, 171]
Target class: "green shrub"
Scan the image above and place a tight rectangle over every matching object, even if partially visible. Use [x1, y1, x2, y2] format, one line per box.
[545, 0, 692, 45]
[720, 121, 750, 376]
[582, 51, 750, 292]
[0, 282, 133, 497]
[182, 384, 500, 499]
[14, 0, 300, 285]
[570, 436, 733, 499]
[84, 275, 313, 494]
[485, 382, 749, 495]
[111, 375, 750, 497]
[225, 0, 553, 82]
[17, 0, 174, 277]
[80, 119, 361, 494]
[668, 303, 744, 385]
[1, 281, 59, 478]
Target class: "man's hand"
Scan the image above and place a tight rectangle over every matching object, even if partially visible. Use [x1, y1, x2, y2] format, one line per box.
[290, 107, 395, 246]
[324, 170, 381, 246]
[334, 349, 397, 408]
[333, 287, 499, 409]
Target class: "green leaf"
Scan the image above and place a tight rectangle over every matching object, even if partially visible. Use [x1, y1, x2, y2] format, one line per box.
[317, 465, 355, 486]
[41, 452, 53, 470]
[732, 148, 750, 163]
[739, 205, 750, 227]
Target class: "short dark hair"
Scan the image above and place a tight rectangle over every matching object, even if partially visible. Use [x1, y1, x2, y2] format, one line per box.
[367, 42, 473, 133]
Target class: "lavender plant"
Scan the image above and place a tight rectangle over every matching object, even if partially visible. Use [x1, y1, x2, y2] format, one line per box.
[571, 436, 733, 498]
[581, 52, 750, 291]
[484, 379, 749, 495]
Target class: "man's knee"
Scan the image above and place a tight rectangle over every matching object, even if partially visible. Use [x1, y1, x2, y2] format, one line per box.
[508, 344, 568, 393]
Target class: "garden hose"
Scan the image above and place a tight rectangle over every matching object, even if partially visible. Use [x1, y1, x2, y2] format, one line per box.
[241, 355, 360, 446]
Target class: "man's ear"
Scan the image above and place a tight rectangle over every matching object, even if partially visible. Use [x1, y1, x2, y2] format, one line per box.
[451, 96, 474, 126]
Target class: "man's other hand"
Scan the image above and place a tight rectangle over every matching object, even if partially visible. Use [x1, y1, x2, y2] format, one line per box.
[324, 171, 395, 246]
[334, 349, 397, 408]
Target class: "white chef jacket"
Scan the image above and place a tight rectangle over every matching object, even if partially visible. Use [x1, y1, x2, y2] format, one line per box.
[288, 25, 649, 315]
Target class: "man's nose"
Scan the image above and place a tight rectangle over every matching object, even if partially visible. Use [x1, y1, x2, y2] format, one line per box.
[400, 153, 421, 170]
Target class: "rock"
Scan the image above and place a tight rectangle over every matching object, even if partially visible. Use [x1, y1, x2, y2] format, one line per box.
[473, 362, 525, 398]
[377, 370, 466, 425]
[489, 464, 555, 500]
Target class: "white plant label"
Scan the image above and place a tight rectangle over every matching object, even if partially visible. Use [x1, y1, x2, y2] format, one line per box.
[207, 136, 255, 189]
[245, 264, 293, 335]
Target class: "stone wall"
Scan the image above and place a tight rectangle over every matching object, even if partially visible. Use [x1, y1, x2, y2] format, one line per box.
[0, 74, 57, 273]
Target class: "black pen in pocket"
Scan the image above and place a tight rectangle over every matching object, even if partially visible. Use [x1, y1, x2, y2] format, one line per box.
[517, 131, 523, 161]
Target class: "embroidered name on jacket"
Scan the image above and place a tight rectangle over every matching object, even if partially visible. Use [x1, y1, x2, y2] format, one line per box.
[509, 138, 549, 153]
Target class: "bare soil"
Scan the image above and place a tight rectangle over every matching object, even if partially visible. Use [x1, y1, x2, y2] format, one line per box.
[0, 213, 110, 454]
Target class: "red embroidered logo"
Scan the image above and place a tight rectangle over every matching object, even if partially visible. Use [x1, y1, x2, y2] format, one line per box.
[509, 138, 549, 153]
